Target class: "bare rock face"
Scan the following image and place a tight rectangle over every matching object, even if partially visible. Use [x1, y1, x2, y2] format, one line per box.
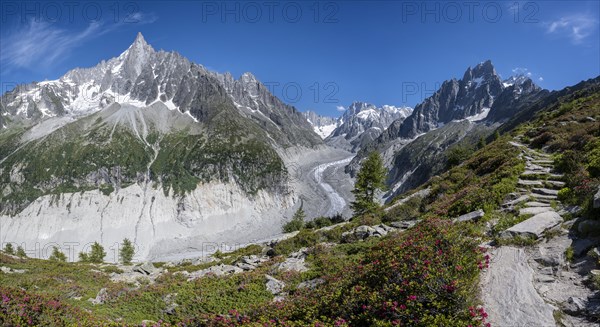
[481, 247, 556, 326]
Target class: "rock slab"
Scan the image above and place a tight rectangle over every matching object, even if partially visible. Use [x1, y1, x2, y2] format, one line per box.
[481, 247, 556, 326]
[500, 211, 562, 239]
[453, 209, 485, 223]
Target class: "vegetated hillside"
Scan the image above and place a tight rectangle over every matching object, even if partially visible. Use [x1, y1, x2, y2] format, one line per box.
[0, 102, 287, 216]
[1, 78, 598, 326]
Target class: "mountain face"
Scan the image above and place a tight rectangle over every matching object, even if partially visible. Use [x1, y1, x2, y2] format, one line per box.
[324, 102, 412, 152]
[212, 72, 322, 147]
[384, 60, 502, 142]
[302, 111, 339, 139]
[347, 61, 545, 199]
[0, 33, 336, 260]
[1, 33, 321, 148]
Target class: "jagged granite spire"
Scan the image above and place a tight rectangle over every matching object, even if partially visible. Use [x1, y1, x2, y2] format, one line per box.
[122, 32, 156, 79]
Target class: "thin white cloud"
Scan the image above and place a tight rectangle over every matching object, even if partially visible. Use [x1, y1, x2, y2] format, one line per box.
[336, 105, 346, 112]
[1, 13, 157, 71]
[510, 67, 544, 84]
[545, 13, 599, 44]
[512, 67, 533, 77]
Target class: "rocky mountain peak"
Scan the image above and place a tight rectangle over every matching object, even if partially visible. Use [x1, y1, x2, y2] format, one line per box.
[121, 32, 156, 78]
[461, 60, 500, 89]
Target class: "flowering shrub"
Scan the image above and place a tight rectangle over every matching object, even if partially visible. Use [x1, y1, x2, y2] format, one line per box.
[191, 219, 489, 327]
[0, 287, 110, 326]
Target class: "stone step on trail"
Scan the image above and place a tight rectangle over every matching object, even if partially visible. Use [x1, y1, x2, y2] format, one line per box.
[524, 201, 551, 208]
[532, 188, 559, 196]
[519, 207, 554, 216]
[499, 211, 562, 240]
[531, 159, 554, 165]
[526, 164, 551, 172]
[518, 179, 544, 187]
[545, 180, 565, 188]
[530, 193, 557, 201]
[502, 194, 530, 206]
[521, 171, 564, 179]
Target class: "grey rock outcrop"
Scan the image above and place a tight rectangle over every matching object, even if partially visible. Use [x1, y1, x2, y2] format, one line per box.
[453, 209, 485, 223]
[265, 275, 285, 295]
[88, 288, 109, 305]
[133, 262, 157, 275]
[499, 211, 562, 239]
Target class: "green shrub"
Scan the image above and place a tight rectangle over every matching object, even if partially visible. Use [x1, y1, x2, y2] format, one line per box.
[15, 246, 26, 258]
[3, 243, 14, 255]
[447, 145, 474, 167]
[565, 246, 574, 262]
[283, 206, 306, 233]
[274, 229, 319, 256]
[48, 246, 67, 262]
[383, 195, 423, 222]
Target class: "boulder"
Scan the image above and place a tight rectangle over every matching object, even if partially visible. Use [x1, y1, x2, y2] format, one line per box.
[577, 219, 600, 236]
[499, 212, 562, 239]
[372, 226, 388, 237]
[390, 220, 417, 229]
[133, 262, 156, 275]
[595, 187, 600, 209]
[562, 297, 586, 315]
[0, 266, 26, 274]
[265, 275, 285, 295]
[297, 278, 325, 290]
[533, 255, 563, 267]
[162, 293, 178, 315]
[88, 288, 108, 305]
[453, 209, 485, 223]
[276, 257, 308, 273]
[235, 262, 256, 271]
[354, 225, 376, 239]
[572, 237, 600, 257]
[187, 264, 243, 281]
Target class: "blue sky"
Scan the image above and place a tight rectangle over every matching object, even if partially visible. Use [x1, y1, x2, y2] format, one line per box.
[1, 1, 599, 117]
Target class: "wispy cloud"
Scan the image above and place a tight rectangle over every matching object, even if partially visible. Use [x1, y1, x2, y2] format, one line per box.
[1, 13, 157, 71]
[544, 13, 599, 44]
[512, 67, 533, 77]
[510, 67, 543, 84]
[336, 105, 346, 112]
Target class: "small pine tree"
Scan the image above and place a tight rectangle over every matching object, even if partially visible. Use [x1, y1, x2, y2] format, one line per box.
[3, 243, 14, 255]
[16, 246, 26, 258]
[283, 205, 306, 233]
[119, 238, 135, 265]
[494, 130, 501, 140]
[89, 242, 106, 264]
[478, 137, 486, 149]
[78, 252, 89, 263]
[351, 151, 388, 216]
[49, 246, 67, 262]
